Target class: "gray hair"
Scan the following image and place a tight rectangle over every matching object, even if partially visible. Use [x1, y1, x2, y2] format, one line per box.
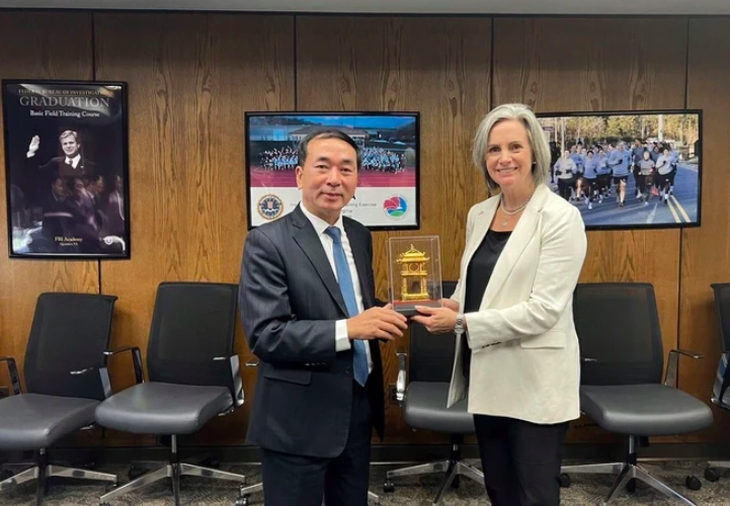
[472, 103, 550, 194]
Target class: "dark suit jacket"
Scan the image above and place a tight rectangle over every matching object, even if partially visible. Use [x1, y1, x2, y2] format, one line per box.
[239, 205, 384, 459]
[36, 156, 97, 179]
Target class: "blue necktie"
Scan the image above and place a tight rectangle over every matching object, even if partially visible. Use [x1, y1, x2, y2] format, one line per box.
[324, 226, 369, 387]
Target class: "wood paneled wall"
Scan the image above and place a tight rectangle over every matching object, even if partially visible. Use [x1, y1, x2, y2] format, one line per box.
[682, 18, 730, 441]
[0, 11, 728, 447]
[0, 13, 99, 392]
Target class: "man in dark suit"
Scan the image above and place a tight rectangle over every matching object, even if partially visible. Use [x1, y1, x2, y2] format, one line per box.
[239, 129, 407, 506]
[27, 130, 97, 178]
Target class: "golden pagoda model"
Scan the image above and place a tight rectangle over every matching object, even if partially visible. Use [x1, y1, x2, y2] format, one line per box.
[396, 245, 431, 301]
[388, 235, 443, 316]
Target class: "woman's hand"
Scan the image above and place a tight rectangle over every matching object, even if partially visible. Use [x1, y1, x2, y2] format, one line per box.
[441, 298, 460, 312]
[411, 306, 458, 334]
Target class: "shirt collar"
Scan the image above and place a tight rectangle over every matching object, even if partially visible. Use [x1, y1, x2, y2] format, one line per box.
[299, 202, 344, 237]
[65, 154, 81, 166]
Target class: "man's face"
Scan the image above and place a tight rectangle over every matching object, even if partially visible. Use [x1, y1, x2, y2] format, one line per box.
[61, 135, 79, 158]
[51, 178, 65, 198]
[295, 136, 358, 224]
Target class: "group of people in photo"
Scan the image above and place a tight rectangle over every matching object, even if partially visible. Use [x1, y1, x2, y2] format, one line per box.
[257, 144, 406, 173]
[550, 138, 680, 210]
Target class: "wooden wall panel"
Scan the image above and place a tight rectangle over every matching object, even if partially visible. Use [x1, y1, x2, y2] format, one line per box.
[493, 17, 687, 443]
[0, 13, 98, 389]
[297, 16, 490, 443]
[680, 18, 730, 442]
[94, 13, 295, 445]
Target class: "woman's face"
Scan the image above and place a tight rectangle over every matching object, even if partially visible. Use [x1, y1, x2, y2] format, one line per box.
[485, 119, 534, 192]
[643, 151, 650, 160]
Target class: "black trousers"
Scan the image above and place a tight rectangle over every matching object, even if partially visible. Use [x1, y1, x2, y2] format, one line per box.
[474, 414, 569, 506]
[260, 383, 372, 506]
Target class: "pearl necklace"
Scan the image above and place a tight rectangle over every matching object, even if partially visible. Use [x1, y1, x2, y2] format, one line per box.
[499, 188, 535, 227]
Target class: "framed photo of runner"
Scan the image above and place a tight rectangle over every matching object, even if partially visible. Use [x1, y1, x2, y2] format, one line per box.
[245, 111, 420, 230]
[537, 109, 702, 231]
[2, 80, 130, 259]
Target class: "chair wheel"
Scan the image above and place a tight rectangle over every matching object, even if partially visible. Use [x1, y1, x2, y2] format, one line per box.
[705, 467, 720, 482]
[202, 457, 220, 468]
[558, 473, 571, 488]
[235, 496, 249, 506]
[686, 475, 702, 490]
[128, 466, 145, 480]
[383, 480, 395, 493]
[626, 478, 636, 493]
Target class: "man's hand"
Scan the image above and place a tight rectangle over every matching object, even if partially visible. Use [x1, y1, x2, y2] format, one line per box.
[411, 306, 458, 334]
[347, 304, 408, 341]
[27, 135, 40, 158]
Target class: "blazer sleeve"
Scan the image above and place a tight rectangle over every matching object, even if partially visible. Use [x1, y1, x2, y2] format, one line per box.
[448, 204, 477, 310]
[465, 206, 587, 348]
[239, 227, 337, 366]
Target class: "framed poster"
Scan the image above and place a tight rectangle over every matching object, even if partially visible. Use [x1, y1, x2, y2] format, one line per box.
[537, 109, 701, 231]
[245, 112, 420, 230]
[2, 80, 130, 258]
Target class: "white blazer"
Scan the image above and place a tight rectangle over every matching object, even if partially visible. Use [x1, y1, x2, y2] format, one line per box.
[447, 184, 587, 424]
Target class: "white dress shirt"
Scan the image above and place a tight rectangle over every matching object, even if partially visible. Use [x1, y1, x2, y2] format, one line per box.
[65, 154, 81, 168]
[300, 203, 373, 373]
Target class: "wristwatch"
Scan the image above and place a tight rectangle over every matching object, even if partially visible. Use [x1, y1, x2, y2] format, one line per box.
[454, 313, 465, 335]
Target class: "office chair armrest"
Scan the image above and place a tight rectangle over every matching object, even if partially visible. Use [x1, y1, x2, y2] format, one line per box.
[103, 346, 145, 384]
[664, 348, 703, 388]
[213, 355, 244, 408]
[0, 356, 22, 395]
[396, 348, 408, 406]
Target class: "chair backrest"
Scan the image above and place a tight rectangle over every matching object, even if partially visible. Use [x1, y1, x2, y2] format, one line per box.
[574, 283, 664, 386]
[24, 292, 117, 400]
[146, 282, 241, 403]
[711, 284, 730, 353]
[408, 281, 458, 383]
[710, 283, 730, 406]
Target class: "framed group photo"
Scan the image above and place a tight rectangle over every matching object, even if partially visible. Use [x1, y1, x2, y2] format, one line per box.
[537, 109, 701, 231]
[245, 111, 420, 231]
[2, 80, 130, 259]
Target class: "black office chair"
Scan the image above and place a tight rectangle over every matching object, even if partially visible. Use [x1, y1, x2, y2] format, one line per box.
[561, 283, 713, 505]
[704, 282, 730, 482]
[94, 282, 252, 506]
[382, 281, 485, 505]
[0, 293, 119, 506]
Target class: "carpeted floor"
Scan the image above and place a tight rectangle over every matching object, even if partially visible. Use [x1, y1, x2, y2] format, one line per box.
[0, 460, 726, 505]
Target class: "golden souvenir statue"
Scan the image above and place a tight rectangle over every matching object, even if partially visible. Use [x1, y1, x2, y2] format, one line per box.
[387, 236, 443, 316]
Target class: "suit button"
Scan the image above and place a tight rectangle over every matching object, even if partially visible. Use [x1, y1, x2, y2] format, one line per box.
[345, 366, 352, 374]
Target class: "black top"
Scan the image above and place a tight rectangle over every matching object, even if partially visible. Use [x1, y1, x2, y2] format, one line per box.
[462, 229, 512, 379]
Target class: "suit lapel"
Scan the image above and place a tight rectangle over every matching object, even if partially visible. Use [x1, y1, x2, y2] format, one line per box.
[344, 220, 374, 310]
[291, 207, 349, 317]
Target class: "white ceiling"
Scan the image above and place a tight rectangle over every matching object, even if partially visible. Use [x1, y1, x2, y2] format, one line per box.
[0, 0, 729, 15]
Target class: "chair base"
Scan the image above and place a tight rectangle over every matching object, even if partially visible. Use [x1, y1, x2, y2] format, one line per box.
[0, 463, 117, 506]
[562, 460, 697, 505]
[100, 462, 247, 506]
[384, 458, 484, 506]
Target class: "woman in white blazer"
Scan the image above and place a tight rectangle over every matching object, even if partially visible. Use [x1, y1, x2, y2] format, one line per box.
[413, 103, 587, 506]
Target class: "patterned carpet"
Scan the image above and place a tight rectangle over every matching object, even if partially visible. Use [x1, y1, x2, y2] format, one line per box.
[0, 459, 726, 505]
